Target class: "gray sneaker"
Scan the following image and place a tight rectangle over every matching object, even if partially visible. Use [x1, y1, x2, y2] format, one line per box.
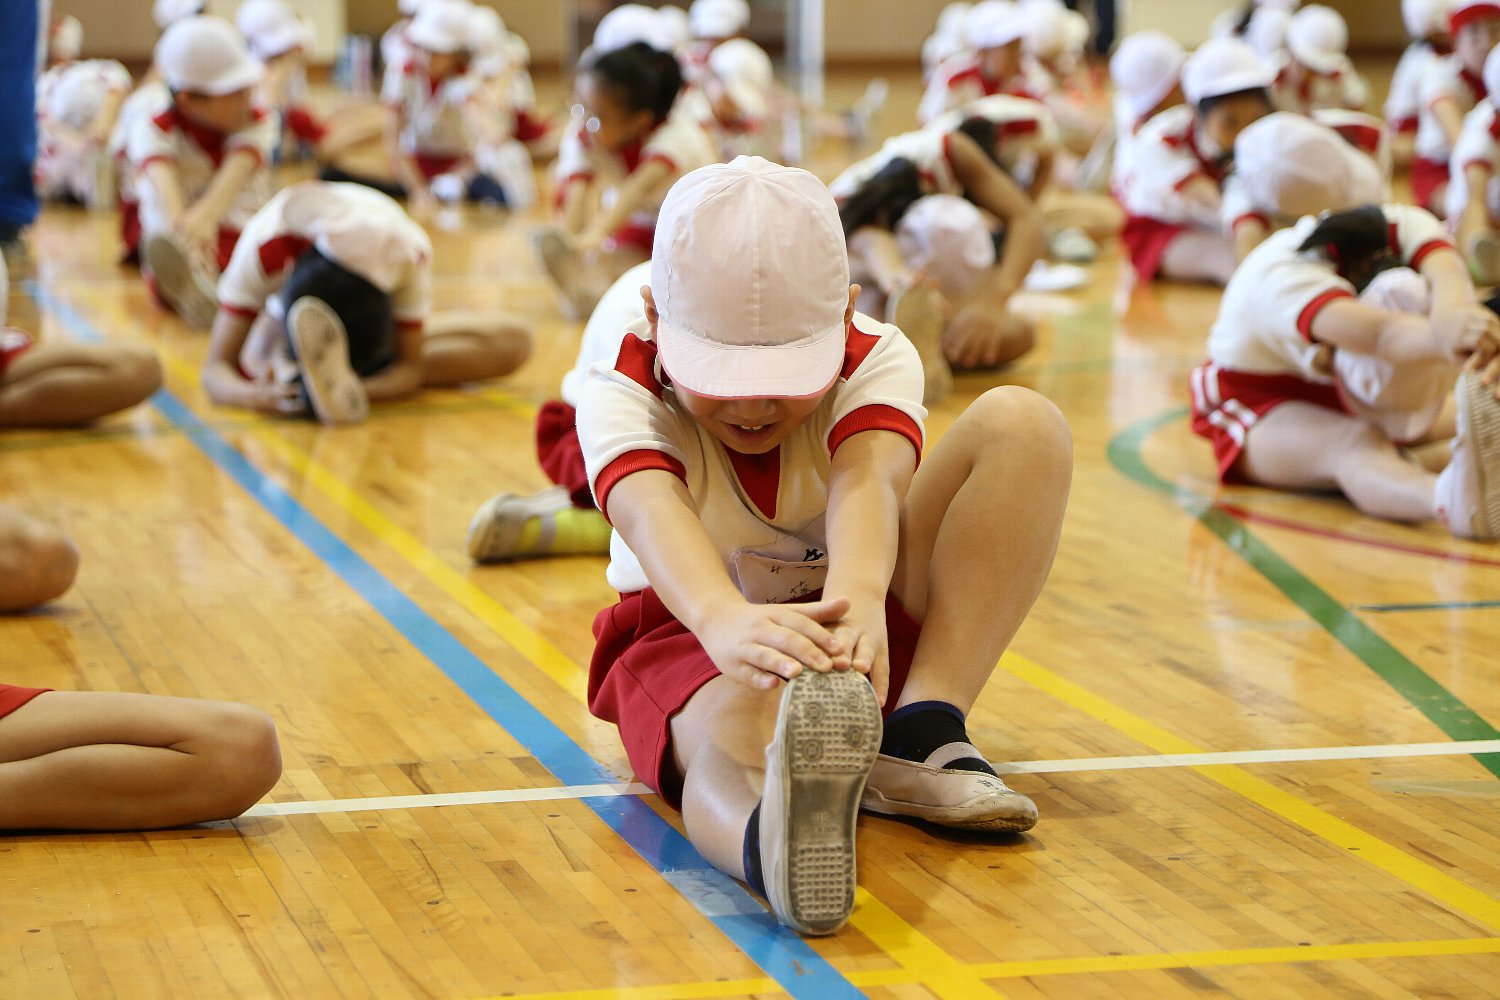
[286, 297, 368, 425]
[143, 231, 218, 330]
[759, 669, 881, 936]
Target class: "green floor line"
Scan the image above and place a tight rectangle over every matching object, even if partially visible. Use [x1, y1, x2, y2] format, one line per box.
[1107, 406, 1500, 779]
[1355, 600, 1500, 613]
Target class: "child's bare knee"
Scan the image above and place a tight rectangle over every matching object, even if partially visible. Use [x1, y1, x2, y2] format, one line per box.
[0, 520, 80, 611]
[200, 703, 282, 817]
[962, 386, 1071, 461]
[120, 347, 164, 395]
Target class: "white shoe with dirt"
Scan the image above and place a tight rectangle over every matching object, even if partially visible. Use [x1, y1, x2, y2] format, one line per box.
[287, 297, 368, 425]
[143, 231, 218, 330]
[861, 749, 1039, 833]
[1435, 369, 1500, 540]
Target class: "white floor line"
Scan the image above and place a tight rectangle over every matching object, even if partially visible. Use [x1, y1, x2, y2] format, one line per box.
[242, 741, 1500, 818]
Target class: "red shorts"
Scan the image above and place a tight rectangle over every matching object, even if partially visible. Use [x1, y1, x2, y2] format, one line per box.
[1189, 362, 1351, 481]
[1410, 156, 1450, 214]
[0, 684, 52, 719]
[588, 588, 921, 809]
[120, 198, 141, 262]
[0, 328, 36, 379]
[535, 400, 594, 508]
[608, 222, 656, 256]
[1121, 214, 1187, 283]
[414, 152, 466, 180]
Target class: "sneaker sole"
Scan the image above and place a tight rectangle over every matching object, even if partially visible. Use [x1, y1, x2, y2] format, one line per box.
[287, 298, 368, 425]
[888, 284, 951, 406]
[465, 486, 574, 562]
[1458, 369, 1500, 538]
[763, 670, 881, 936]
[143, 233, 218, 330]
[1472, 235, 1500, 286]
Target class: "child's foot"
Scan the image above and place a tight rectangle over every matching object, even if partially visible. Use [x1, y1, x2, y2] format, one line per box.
[759, 669, 881, 936]
[89, 150, 118, 212]
[1434, 369, 1500, 540]
[1024, 260, 1090, 293]
[466, 486, 612, 562]
[1468, 231, 1500, 286]
[142, 231, 218, 330]
[286, 297, 368, 425]
[1048, 226, 1099, 263]
[888, 283, 952, 406]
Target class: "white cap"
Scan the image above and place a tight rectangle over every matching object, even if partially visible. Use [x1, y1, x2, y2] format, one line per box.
[966, 0, 1026, 49]
[1404, 0, 1454, 37]
[709, 38, 773, 120]
[408, 0, 474, 55]
[1484, 42, 1500, 104]
[657, 6, 692, 51]
[50, 15, 83, 62]
[595, 4, 674, 55]
[156, 16, 264, 95]
[508, 31, 531, 67]
[153, 0, 204, 30]
[235, 0, 310, 61]
[48, 66, 106, 129]
[1110, 31, 1186, 123]
[690, 0, 750, 40]
[1286, 5, 1348, 74]
[937, 3, 974, 39]
[1181, 36, 1274, 104]
[469, 5, 509, 75]
[1245, 4, 1292, 59]
[397, 0, 424, 14]
[895, 196, 997, 302]
[651, 156, 850, 399]
[1233, 111, 1383, 218]
[1024, 2, 1072, 58]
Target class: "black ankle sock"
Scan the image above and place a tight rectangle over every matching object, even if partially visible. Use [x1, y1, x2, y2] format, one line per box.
[742, 803, 766, 896]
[880, 700, 997, 776]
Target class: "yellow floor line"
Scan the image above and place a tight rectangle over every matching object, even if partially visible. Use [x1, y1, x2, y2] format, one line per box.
[1002, 651, 1500, 934]
[848, 888, 1007, 998]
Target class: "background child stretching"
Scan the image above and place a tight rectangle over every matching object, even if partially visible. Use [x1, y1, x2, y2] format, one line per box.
[577, 157, 1071, 935]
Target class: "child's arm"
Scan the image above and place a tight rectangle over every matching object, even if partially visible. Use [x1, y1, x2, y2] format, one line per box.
[1455, 162, 1495, 261]
[359, 325, 424, 401]
[949, 129, 1044, 307]
[575, 159, 674, 253]
[178, 149, 260, 256]
[383, 107, 435, 212]
[822, 428, 918, 704]
[1432, 97, 1466, 147]
[608, 469, 849, 690]
[202, 310, 303, 413]
[558, 177, 592, 235]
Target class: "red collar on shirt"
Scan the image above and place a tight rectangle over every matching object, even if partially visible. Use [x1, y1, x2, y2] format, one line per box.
[156, 105, 229, 164]
[1163, 119, 1226, 183]
[1461, 66, 1488, 102]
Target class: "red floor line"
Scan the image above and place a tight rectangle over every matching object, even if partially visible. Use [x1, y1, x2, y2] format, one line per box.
[1216, 504, 1500, 570]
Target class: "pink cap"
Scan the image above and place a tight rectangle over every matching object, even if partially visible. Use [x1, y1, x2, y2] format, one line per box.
[651, 157, 850, 399]
[155, 16, 263, 95]
[709, 38, 773, 120]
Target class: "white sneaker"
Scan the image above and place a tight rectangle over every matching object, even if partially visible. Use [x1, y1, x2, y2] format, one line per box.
[759, 669, 881, 936]
[143, 231, 218, 330]
[888, 283, 952, 406]
[533, 227, 601, 319]
[861, 751, 1039, 832]
[286, 297, 368, 425]
[1024, 260, 1090, 293]
[1434, 369, 1500, 540]
[89, 150, 117, 212]
[1468, 231, 1500, 287]
[1048, 226, 1098, 263]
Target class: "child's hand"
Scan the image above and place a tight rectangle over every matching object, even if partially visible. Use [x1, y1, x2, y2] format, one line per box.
[252, 371, 306, 415]
[173, 206, 218, 267]
[944, 303, 1032, 368]
[700, 597, 850, 692]
[1432, 306, 1500, 365]
[829, 597, 890, 706]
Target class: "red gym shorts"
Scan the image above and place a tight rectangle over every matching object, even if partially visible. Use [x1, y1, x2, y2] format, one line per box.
[1189, 362, 1351, 481]
[0, 684, 53, 719]
[0, 329, 36, 379]
[588, 588, 921, 810]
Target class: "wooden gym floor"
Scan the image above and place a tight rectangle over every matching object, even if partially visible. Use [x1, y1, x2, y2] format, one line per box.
[4, 66, 1500, 999]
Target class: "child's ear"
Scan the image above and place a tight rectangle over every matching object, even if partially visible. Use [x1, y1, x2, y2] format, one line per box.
[844, 284, 860, 326]
[641, 285, 658, 327]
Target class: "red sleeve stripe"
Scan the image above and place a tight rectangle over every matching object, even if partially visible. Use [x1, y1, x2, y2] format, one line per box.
[641, 152, 677, 173]
[220, 302, 259, 319]
[1296, 288, 1355, 341]
[396, 318, 424, 331]
[1172, 170, 1206, 192]
[827, 404, 923, 463]
[1231, 212, 1270, 231]
[594, 450, 687, 524]
[1462, 158, 1496, 174]
[1409, 238, 1456, 270]
[137, 153, 175, 170]
[1392, 115, 1418, 134]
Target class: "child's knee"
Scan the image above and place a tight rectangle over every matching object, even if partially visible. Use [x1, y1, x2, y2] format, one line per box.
[202, 703, 283, 814]
[0, 520, 80, 611]
[962, 386, 1071, 459]
[118, 346, 164, 395]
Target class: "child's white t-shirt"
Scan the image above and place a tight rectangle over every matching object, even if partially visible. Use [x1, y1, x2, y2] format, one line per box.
[553, 110, 717, 230]
[576, 314, 927, 596]
[1415, 55, 1486, 162]
[1114, 104, 1223, 228]
[1386, 41, 1443, 133]
[382, 60, 480, 158]
[828, 128, 963, 202]
[127, 103, 276, 230]
[1445, 99, 1500, 220]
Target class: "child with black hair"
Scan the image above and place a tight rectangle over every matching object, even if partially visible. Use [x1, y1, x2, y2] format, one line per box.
[1190, 201, 1500, 539]
[829, 116, 1046, 403]
[1116, 37, 1273, 286]
[539, 41, 716, 317]
[201, 181, 531, 424]
[1411, 0, 1500, 215]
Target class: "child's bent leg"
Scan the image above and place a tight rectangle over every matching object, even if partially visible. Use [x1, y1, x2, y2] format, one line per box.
[419, 310, 532, 386]
[0, 504, 79, 611]
[891, 386, 1072, 711]
[1238, 402, 1437, 523]
[1159, 229, 1238, 286]
[0, 342, 162, 426]
[0, 691, 282, 830]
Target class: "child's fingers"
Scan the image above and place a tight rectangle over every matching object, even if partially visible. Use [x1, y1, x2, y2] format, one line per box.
[759, 625, 832, 672]
[850, 633, 877, 674]
[793, 596, 850, 625]
[771, 611, 845, 660]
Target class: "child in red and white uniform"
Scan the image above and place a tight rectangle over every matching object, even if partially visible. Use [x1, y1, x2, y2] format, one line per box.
[127, 16, 275, 330]
[577, 156, 1068, 935]
[922, 3, 974, 83]
[1411, 0, 1500, 215]
[35, 58, 133, 209]
[917, 1, 1034, 125]
[203, 180, 531, 425]
[681, 0, 751, 85]
[380, 0, 423, 97]
[1388, 0, 1454, 169]
[1222, 111, 1385, 260]
[1447, 44, 1500, 280]
[1116, 37, 1274, 286]
[1190, 200, 1500, 539]
[236, 0, 324, 159]
[1020, 2, 1104, 156]
[541, 41, 716, 317]
[1269, 5, 1368, 114]
[1107, 31, 1186, 196]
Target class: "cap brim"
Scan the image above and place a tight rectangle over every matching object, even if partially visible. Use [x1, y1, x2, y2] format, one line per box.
[724, 78, 768, 120]
[408, 25, 463, 53]
[1192, 67, 1273, 102]
[201, 58, 265, 96]
[656, 318, 846, 399]
[1289, 40, 1343, 76]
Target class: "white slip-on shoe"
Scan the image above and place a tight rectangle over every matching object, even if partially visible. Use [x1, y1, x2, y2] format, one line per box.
[465, 486, 609, 562]
[759, 669, 882, 936]
[861, 748, 1039, 833]
[286, 297, 368, 425]
[143, 231, 219, 330]
[1435, 369, 1500, 540]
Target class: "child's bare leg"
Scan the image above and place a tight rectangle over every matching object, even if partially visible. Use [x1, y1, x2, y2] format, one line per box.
[1041, 190, 1125, 242]
[0, 504, 79, 611]
[419, 310, 533, 386]
[0, 691, 282, 830]
[1160, 230, 1238, 286]
[1239, 402, 1437, 521]
[891, 386, 1072, 710]
[0, 343, 162, 426]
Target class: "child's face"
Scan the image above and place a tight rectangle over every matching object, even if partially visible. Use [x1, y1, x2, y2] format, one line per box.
[177, 86, 254, 133]
[1456, 18, 1500, 73]
[421, 46, 464, 79]
[979, 40, 1021, 83]
[1199, 92, 1270, 156]
[576, 73, 657, 151]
